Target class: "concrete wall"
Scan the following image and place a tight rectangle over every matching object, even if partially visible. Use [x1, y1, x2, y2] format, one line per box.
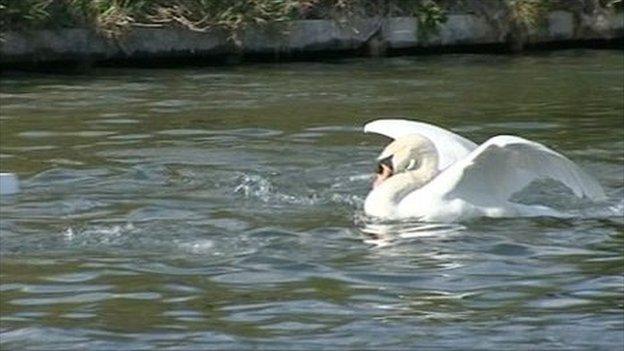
[1, 11, 622, 65]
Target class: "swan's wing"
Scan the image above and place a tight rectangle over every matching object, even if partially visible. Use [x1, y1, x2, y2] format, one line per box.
[421, 135, 606, 205]
[364, 119, 477, 170]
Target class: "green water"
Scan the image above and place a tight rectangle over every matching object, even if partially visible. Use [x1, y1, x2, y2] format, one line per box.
[1, 50, 623, 350]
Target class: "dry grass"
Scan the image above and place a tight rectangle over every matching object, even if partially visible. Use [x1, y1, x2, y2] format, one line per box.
[0, 0, 449, 39]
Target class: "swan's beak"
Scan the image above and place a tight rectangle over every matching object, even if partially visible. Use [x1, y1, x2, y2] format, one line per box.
[373, 164, 393, 188]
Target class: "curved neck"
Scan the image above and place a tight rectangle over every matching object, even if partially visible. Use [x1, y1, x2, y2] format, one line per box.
[364, 155, 438, 218]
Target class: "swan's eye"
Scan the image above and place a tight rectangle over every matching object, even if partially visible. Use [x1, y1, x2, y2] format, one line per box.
[407, 159, 420, 170]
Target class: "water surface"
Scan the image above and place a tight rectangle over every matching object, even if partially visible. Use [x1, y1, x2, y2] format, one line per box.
[1, 50, 623, 350]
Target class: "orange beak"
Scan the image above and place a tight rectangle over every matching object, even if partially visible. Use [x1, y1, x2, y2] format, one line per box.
[373, 164, 393, 188]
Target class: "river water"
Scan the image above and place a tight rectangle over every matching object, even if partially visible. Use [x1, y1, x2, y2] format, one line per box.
[1, 50, 623, 350]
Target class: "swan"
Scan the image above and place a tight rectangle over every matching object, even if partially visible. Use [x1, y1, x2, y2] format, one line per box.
[363, 119, 606, 222]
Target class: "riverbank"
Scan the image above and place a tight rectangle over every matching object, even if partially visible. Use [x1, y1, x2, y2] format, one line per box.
[1, 8, 622, 69]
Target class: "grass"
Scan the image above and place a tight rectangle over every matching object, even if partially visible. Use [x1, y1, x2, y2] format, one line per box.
[0, 0, 620, 40]
[0, 0, 450, 38]
[507, 0, 551, 30]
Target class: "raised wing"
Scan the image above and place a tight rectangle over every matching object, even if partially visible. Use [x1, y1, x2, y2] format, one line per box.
[420, 135, 606, 206]
[364, 119, 477, 170]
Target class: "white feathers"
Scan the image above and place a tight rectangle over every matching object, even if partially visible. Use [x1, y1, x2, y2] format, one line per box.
[364, 119, 606, 221]
[436, 135, 606, 202]
[364, 119, 477, 171]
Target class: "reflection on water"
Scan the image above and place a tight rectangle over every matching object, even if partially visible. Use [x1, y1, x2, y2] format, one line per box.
[358, 219, 467, 247]
[1, 50, 623, 350]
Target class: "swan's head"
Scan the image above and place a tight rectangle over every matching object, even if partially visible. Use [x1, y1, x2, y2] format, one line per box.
[373, 134, 437, 188]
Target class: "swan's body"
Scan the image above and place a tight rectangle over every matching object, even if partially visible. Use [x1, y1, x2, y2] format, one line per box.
[364, 119, 606, 222]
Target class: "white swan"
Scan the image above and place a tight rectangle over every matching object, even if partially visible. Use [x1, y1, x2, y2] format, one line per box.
[363, 119, 606, 222]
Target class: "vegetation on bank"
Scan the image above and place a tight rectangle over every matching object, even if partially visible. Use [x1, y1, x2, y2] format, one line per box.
[1, 1, 446, 35]
[0, 0, 621, 40]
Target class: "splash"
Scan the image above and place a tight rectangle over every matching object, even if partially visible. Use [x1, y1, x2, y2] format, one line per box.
[62, 223, 135, 246]
[177, 239, 215, 254]
[234, 174, 274, 200]
[233, 173, 367, 209]
[575, 196, 624, 221]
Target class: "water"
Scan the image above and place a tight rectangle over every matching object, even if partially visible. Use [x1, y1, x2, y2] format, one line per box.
[1, 50, 623, 350]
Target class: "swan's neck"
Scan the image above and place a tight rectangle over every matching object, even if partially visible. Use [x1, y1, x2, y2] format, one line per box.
[365, 158, 438, 218]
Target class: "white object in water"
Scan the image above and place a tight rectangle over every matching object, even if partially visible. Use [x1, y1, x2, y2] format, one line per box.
[0, 173, 20, 195]
[364, 119, 606, 222]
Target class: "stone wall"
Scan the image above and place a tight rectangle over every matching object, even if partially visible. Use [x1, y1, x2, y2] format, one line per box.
[1, 10, 622, 66]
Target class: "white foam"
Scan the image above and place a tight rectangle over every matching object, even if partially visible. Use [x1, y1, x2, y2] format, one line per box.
[0, 173, 19, 195]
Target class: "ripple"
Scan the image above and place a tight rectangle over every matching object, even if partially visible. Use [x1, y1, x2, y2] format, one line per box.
[1, 51, 623, 351]
[18, 284, 113, 294]
[486, 122, 561, 130]
[107, 133, 152, 140]
[11, 292, 112, 306]
[93, 118, 139, 124]
[46, 272, 101, 283]
[157, 129, 215, 136]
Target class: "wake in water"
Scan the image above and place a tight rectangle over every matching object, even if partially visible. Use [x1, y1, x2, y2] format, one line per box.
[232, 172, 622, 222]
[228, 170, 622, 252]
[233, 173, 366, 208]
[9, 169, 617, 256]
